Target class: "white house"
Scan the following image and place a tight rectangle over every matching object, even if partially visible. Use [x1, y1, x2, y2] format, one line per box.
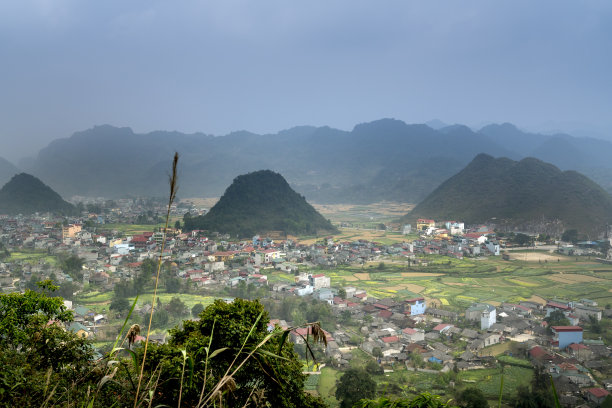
[309, 274, 331, 289]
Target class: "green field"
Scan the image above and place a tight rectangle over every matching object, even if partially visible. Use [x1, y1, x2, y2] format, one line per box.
[77, 289, 215, 312]
[318, 367, 340, 407]
[98, 223, 165, 235]
[8, 250, 57, 265]
[457, 366, 533, 401]
[267, 252, 612, 311]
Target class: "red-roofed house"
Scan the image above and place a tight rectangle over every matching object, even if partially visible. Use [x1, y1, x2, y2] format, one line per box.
[529, 346, 553, 362]
[402, 327, 425, 342]
[586, 388, 610, 405]
[381, 336, 399, 344]
[378, 310, 393, 319]
[432, 323, 453, 334]
[354, 292, 368, 301]
[568, 343, 592, 360]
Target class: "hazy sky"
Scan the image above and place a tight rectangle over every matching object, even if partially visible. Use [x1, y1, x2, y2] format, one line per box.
[1, 1, 611, 162]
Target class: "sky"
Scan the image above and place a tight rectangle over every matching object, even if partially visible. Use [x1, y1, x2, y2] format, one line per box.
[1, 1, 612, 162]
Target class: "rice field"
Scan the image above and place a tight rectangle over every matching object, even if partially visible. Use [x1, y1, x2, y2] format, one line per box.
[267, 252, 612, 310]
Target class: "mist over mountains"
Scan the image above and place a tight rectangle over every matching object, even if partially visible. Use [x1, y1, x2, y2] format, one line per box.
[13, 119, 612, 204]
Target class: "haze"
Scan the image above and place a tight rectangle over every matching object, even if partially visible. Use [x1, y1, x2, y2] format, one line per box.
[1, 1, 611, 162]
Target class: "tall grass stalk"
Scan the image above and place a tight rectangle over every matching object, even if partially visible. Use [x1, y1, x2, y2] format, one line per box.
[134, 152, 179, 407]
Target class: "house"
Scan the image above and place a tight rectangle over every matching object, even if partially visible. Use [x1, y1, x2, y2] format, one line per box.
[416, 219, 435, 231]
[482, 333, 501, 347]
[401, 327, 425, 343]
[309, 274, 331, 289]
[466, 303, 496, 330]
[315, 288, 334, 304]
[552, 326, 583, 349]
[529, 346, 554, 362]
[485, 240, 500, 256]
[404, 297, 426, 316]
[546, 301, 572, 317]
[432, 323, 453, 334]
[573, 304, 602, 322]
[62, 223, 82, 240]
[445, 221, 465, 235]
[426, 308, 458, 321]
[464, 233, 487, 245]
[585, 388, 610, 405]
[568, 343, 593, 361]
[296, 285, 314, 296]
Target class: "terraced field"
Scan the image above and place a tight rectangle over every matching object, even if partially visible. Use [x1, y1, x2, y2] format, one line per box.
[268, 252, 612, 310]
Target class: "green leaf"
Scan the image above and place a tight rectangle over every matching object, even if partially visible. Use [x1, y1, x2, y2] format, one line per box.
[209, 347, 228, 359]
[277, 329, 290, 355]
[256, 348, 290, 361]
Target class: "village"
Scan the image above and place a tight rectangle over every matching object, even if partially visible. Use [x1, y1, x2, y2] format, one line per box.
[1, 200, 612, 406]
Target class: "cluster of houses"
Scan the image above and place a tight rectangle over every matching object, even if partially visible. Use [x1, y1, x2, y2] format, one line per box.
[2, 208, 612, 405]
[404, 219, 502, 259]
[305, 291, 611, 407]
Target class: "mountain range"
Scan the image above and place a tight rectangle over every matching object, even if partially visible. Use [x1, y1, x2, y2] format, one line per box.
[184, 170, 337, 237]
[405, 154, 612, 236]
[17, 119, 612, 204]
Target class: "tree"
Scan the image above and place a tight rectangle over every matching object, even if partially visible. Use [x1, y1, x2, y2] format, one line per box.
[110, 297, 131, 316]
[56, 281, 77, 300]
[544, 310, 570, 329]
[561, 229, 579, 243]
[372, 346, 383, 358]
[164, 276, 181, 293]
[151, 308, 169, 328]
[601, 395, 612, 408]
[141, 258, 157, 276]
[0, 280, 93, 404]
[191, 302, 204, 318]
[60, 255, 85, 279]
[141, 298, 325, 407]
[512, 233, 533, 246]
[513, 366, 555, 408]
[335, 368, 377, 408]
[589, 315, 602, 334]
[0, 242, 9, 260]
[457, 387, 488, 408]
[358, 393, 455, 408]
[411, 352, 425, 368]
[366, 360, 383, 375]
[166, 296, 187, 317]
[340, 309, 352, 323]
[339, 287, 347, 300]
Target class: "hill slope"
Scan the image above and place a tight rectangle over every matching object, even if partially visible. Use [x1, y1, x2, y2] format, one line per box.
[0, 173, 75, 215]
[406, 154, 612, 235]
[184, 170, 337, 237]
[0, 157, 20, 187]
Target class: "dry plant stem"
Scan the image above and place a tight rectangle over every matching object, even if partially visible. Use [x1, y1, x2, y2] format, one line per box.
[134, 153, 179, 408]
